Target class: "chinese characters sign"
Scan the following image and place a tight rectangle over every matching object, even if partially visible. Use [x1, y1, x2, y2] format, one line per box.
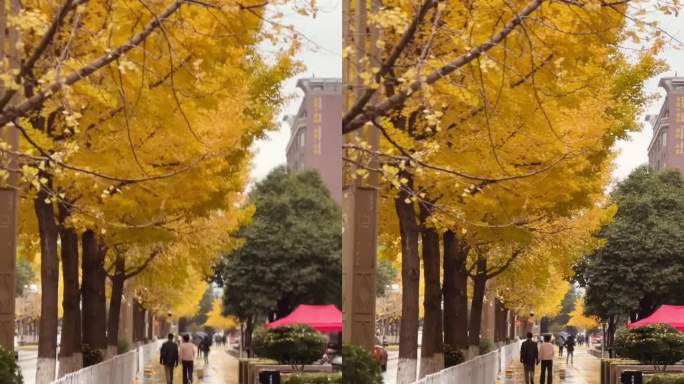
[312, 96, 322, 156]
[677, 96, 684, 156]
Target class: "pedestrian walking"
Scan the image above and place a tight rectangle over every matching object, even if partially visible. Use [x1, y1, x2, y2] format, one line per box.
[565, 335, 576, 365]
[180, 334, 196, 384]
[557, 336, 564, 357]
[201, 336, 211, 365]
[539, 335, 554, 384]
[520, 332, 539, 384]
[160, 333, 179, 384]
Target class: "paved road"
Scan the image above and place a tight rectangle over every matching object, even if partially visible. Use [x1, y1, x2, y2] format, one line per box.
[501, 345, 600, 384]
[382, 350, 399, 384]
[137, 346, 238, 384]
[17, 347, 38, 384]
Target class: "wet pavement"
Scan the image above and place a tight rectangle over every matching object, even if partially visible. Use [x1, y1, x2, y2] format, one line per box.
[499, 346, 600, 384]
[135, 346, 238, 384]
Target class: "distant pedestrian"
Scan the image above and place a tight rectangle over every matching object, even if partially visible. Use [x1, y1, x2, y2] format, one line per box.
[539, 335, 554, 384]
[565, 335, 576, 365]
[557, 336, 564, 357]
[180, 334, 196, 384]
[160, 333, 179, 384]
[520, 332, 539, 384]
[201, 336, 211, 364]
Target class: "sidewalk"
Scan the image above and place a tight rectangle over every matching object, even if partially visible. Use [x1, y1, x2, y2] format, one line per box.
[134, 346, 238, 384]
[499, 345, 600, 384]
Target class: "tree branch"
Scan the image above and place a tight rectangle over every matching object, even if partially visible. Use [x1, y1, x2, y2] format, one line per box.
[0, 0, 87, 111]
[0, 0, 197, 127]
[343, 0, 545, 134]
[342, 0, 439, 128]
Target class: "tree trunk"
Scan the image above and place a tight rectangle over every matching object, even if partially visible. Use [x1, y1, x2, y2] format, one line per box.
[35, 186, 59, 384]
[607, 315, 616, 358]
[57, 204, 82, 376]
[442, 230, 469, 352]
[107, 256, 125, 359]
[245, 316, 255, 357]
[468, 257, 487, 359]
[81, 230, 108, 357]
[418, 208, 443, 378]
[395, 185, 420, 384]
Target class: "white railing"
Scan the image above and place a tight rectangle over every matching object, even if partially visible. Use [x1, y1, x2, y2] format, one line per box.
[51, 340, 162, 384]
[413, 340, 522, 384]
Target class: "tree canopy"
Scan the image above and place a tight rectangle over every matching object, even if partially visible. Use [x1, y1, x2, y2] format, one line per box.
[575, 166, 684, 321]
[215, 167, 341, 323]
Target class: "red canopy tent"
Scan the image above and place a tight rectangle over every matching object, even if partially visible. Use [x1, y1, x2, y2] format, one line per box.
[264, 304, 342, 333]
[627, 305, 684, 332]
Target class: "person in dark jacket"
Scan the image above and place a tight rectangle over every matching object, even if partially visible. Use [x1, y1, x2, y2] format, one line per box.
[565, 335, 576, 365]
[520, 332, 539, 384]
[160, 333, 179, 384]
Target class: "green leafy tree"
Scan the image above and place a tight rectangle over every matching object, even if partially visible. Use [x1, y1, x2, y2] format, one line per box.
[614, 324, 684, 372]
[575, 167, 684, 322]
[215, 167, 341, 354]
[376, 259, 397, 297]
[15, 260, 34, 297]
[191, 287, 215, 328]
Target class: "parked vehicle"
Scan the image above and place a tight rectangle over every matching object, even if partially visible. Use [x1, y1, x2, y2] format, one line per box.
[373, 344, 388, 371]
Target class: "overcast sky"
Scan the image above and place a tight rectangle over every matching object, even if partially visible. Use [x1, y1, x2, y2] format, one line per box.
[613, 10, 684, 182]
[249, 4, 684, 185]
[249, 1, 342, 182]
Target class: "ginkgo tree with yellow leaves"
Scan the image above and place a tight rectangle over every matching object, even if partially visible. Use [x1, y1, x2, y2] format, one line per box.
[0, 0, 306, 382]
[567, 298, 601, 331]
[344, 0, 674, 382]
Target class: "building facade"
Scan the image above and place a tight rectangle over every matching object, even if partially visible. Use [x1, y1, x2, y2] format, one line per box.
[285, 78, 342, 204]
[648, 77, 684, 171]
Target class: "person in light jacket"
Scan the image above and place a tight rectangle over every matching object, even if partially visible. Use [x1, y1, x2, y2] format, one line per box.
[179, 334, 196, 384]
[538, 335, 555, 384]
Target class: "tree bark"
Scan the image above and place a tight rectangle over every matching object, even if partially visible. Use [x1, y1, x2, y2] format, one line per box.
[35, 185, 59, 384]
[418, 207, 443, 378]
[57, 204, 82, 376]
[395, 184, 420, 384]
[81, 230, 108, 357]
[442, 230, 469, 352]
[468, 256, 487, 359]
[106, 256, 125, 358]
[245, 315, 255, 357]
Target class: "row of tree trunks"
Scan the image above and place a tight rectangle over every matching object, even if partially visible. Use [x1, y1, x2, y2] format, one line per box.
[395, 181, 420, 384]
[35, 182, 60, 384]
[442, 230, 469, 352]
[418, 210, 444, 378]
[57, 204, 83, 375]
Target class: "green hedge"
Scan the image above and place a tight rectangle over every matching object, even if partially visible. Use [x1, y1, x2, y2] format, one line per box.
[284, 372, 342, 384]
[253, 325, 327, 367]
[614, 324, 684, 370]
[648, 374, 684, 384]
[341, 345, 382, 384]
[0, 347, 23, 384]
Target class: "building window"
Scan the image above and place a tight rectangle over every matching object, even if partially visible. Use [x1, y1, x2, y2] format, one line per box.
[662, 131, 667, 148]
[299, 130, 305, 147]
